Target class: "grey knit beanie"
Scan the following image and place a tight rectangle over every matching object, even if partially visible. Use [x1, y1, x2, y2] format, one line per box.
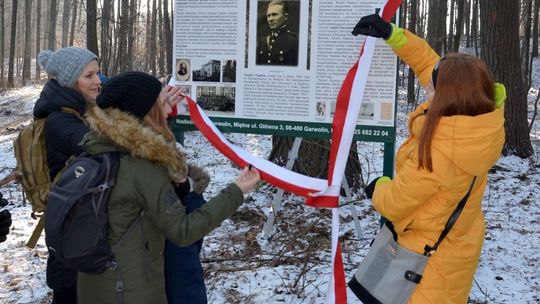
[38, 47, 98, 88]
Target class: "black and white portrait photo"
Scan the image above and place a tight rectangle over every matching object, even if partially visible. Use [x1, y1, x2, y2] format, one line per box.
[256, 0, 300, 66]
[175, 59, 191, 81]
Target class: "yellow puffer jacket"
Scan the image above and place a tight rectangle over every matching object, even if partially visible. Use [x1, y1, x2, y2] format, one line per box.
[372, 29, 505, 303]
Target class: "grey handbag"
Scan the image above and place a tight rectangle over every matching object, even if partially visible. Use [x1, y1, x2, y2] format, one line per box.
[348, 177, 477, 304]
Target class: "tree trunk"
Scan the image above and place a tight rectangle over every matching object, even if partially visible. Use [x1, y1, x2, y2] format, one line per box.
[126, 0, 136, 71]
[7, 0, 17, 88]
[400, 0, 407, 29]
[465, 0, 471, 48]
[86, 0, 99, 56]
[472, 0, 478, 56]
[0, 0, 5, 86]
[69, 0, 78, 46]
[407, 0, 418, 105]
[116, 0, 129, 73]
[452, 0, 465, 52]
[101, 0, 113, 75]
[47, 0, 57, 51]
[34, 0, 41, 80]
[61, 0, 70, 47]
[22, 0, 32, 84]
[145, 0, 151, 71]
[480, 0, 533, 158]
[532, 0, 540, 58]
[157, 0, 165, 76]
[163, 0, 172, 75]
[436, 0, 447, 53]
[149, 0, 157, 75]
[522, 0, 533, 89]
[427, 0, 446, 54]
[448, 0, 455, 52]
[268, 137, 362, 191]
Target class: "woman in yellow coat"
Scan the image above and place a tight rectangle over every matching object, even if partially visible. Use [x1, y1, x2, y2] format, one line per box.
[350, 14, 505, 303]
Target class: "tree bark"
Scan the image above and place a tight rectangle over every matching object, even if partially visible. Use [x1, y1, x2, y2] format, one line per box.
[157, 0, 165, 76]
[47, 0, 57, 51]
[163, 0, 172, 75]
[61, 0, 70, 47]
[7, 0, 17, 88]
[126, 0, 137, 71]
[149, 0, 157, 75]
[522, 0, 533, 89]
[0, 0, 5, 86]
[436, 0, 447, 53]
[69, 0, 79, 46]
[101, 0, 113, 75]
[480, 0, 533, 158]
[145, 0, 151, 72]
[465, 0, 471, 48]
[472, 0, 478, 56]
[427, 0, 446, 54]
[86, 0, 99, 56]
[34, 0, 41, 80]
[400, 0, 407, 29]
[532, 0, 540, 58]
[452, 0, 465, 52]
[268, 137, 362, 191]
[22, 0, 32, 84]
[407, 0, 418, 105]
[448, 0, 455, 51]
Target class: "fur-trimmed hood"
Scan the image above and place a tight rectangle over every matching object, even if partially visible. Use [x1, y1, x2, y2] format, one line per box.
[84, 104, 188, 183]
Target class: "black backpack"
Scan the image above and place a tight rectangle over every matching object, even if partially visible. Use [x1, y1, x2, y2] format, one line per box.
[45, 152, 120, 274]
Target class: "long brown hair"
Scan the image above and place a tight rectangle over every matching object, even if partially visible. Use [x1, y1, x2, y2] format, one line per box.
[142, 98, 175, 142]
[418, 53, 495, 172]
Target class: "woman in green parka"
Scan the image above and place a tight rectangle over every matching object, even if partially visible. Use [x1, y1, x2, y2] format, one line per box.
[77, 71, 260, 304]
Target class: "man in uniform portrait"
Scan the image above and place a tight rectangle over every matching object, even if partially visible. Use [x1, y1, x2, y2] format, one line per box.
[256, 0, 299, 66]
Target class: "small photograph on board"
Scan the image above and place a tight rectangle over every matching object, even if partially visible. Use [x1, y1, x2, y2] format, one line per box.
[222, 60, 237, 83]
[359, 103, 375, 120]
[175, 59, 191, 81]
[193, 60, 221, 82]
[196, 86, 236, 113]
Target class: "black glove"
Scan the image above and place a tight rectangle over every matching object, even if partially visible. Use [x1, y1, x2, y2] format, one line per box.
[352, 14, 392, 39]
[0, 192, 8, 208]
[0, 209, 12, 243]
[174, 179, 191, 200]
[364, 177, 382, 199]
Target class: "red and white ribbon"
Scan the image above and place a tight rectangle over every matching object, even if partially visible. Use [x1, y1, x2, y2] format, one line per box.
[171, 1, 401, 302]
[306, 1, 401, 302]
[182, 95, 329, 196]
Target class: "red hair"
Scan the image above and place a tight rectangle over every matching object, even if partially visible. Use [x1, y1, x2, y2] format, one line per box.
[418, 53, 496, 172]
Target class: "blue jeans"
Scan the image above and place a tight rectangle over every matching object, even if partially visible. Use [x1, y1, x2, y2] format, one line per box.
[165, 192, 207, 304]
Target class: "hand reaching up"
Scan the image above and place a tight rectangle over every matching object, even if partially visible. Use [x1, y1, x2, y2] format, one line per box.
[352, 13, 392, 39]
[159, 85, 187, 116]
[234, 166, 261, 193]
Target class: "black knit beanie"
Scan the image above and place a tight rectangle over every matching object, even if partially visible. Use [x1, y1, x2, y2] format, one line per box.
[96, 71, 162, 118]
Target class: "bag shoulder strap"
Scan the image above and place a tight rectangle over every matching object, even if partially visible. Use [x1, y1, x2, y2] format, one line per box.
[60, 106, 86, 124]
[424, 176, 477, 256]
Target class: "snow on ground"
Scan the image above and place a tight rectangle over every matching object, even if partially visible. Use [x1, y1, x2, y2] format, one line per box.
[0, 71, 539, 303]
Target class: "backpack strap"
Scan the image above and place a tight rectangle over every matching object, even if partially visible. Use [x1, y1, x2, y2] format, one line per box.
[60, 106, 86, 125]
[26, 215, 44, 248]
